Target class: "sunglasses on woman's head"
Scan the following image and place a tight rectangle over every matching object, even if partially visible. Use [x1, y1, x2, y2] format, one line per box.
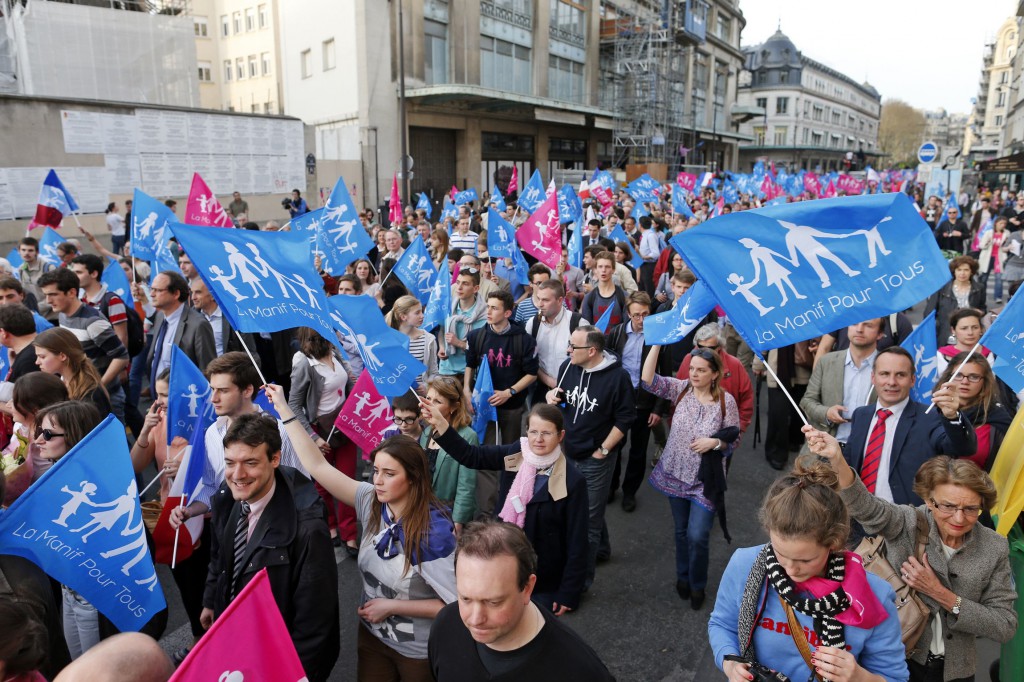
[690, 348, 715, 361]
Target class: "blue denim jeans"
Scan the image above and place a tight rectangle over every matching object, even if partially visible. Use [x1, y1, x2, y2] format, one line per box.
[62, 586, 100, 658]
[667, 497, 715, 590]
[574, 453, 614, 588]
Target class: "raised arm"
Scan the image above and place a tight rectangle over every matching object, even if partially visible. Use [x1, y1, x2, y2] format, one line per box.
[420, 397, 518, 470]
[641, 344, 662, 385]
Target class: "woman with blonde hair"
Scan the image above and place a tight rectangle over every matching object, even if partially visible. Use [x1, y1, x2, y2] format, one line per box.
[419, 376, 476, 534]
[33, 327, 110, 417]
[385, 295, 438, 391]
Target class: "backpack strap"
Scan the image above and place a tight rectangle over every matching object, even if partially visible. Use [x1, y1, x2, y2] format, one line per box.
[888, 313, 900, 345]
[529, 312, 542, 339]
[569, 312, 582, 333]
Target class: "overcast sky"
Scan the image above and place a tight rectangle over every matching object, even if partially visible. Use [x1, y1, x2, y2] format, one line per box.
[740, 0, 1016, 114]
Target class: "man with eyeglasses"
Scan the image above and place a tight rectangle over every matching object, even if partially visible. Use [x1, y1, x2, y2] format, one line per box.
[934, 206, 967, 253]
[842, 347, 976, 505]
[604, 292, 670, 512]
[547, 326, 635, 587]
[675, 322, 753, 441]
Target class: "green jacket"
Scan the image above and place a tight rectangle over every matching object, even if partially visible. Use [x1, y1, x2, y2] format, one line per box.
[421, 426, 477, 524]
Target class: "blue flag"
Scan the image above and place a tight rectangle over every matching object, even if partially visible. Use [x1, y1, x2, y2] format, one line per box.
[591, 169, 617, 192]
[507, 245, 530, 286]
[0, 415, 166, 632]
[33, 312, 52, 333]
[672, 189, 696, 219]
[393, 236, 437, 305]
[5, 248, 22, 270]
[670, 193, 951, 354]
[981, 289, 1024, 393]
[327, 295, 426, 397]
[642, 280, 717, 345]
[167, 347, 214, 445]
[320, 177, 374, 274]
[131, 189, 177, 261]
[416, 192, 433, 220]
[453, 188, 478, 206]
[37, 227, 64, 268]
[101, 258, 135, 310]
[420, 263, 450, 332]
[150, 242, 180, 287]
[594, 304, 613, 333]
[518, 170, 545, 213]
[632, 201, 650, 220]
[901, 311, 940, 403]
[471, 359, 497, 444]
[440, 198, 458, 224]
[566, 221, 584, 269]
[607, 224, 643, 269]
[557, 185, 582, 225]
[487, 208, 516, 258]
[170, 224, 341, 353]
[253, 387, 280, 419]
[290, 208, 325, 263]
[488, 185, 507, 212]
[626, 174, 659, 203]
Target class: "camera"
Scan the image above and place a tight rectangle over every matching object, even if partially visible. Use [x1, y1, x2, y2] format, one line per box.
[281, 198, 293, 209]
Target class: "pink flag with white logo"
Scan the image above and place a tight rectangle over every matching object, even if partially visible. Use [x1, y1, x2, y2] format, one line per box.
[676, 172, 697, 192]
[389, 174, 403, 226]
[516, 193, 561, 269]
[822, 179, 837, 198]
[803, 172, 821, 195]
[506, 167, 518, 196]
[170, 570, 306, 682]
[185, 173, 233, 228]
[334, 372, 395, 453]
[591, 185, 614, 215]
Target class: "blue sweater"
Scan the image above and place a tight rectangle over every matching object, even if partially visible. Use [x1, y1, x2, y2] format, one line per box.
[708, 545, 909, 682]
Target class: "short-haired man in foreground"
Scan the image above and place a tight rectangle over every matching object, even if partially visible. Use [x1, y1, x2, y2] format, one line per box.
[429, 520, 614, 681]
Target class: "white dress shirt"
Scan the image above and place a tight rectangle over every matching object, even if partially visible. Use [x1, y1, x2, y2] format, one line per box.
[866, 396, 910, 503]
[155, 303, 184, 378]
[836, 349, 877, 443]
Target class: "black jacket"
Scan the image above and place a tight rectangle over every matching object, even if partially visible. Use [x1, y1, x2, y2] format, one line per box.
[434, 428, 589, 610]
[554, 352, 636, 459]
[465, 323, 539, 410]
[204, 467, 340, 682]
[926, 280, 987, 346]
[605, 322, 671, 416]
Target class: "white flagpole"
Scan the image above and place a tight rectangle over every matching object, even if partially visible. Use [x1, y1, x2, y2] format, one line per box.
[234, 330, 269, 386]
[171, 499, 184, 569]
[138, 443, 188, 497]
[757, 352, 810, 427]
[924, 340, 982, 414]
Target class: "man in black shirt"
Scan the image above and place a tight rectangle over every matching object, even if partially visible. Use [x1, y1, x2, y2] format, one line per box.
[429, 521, 615, 682]
[0, 303, 39, 382]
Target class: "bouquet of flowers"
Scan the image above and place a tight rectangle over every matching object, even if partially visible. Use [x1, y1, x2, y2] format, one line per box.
[1, 430, 34, 506]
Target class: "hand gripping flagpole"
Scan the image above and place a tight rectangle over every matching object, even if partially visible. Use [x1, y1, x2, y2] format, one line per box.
[235, 330, 269, 387]
[923, 340, 982, 415]
[756, 352, 810, 427]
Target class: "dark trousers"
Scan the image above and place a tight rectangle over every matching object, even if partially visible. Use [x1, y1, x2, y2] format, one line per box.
[357, 625, 433, 682]
[610, 407, 652, 497]
[765, 384, 806, 467]
[169, 523, 212, 639]
[908, 658, 973, 682]
[639, 261, 656, 296]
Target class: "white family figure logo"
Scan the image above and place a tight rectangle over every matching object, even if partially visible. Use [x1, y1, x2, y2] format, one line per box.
[211, 242, 322, 308]
[330, 315, 385, 373]
[40, 185, 67, 210]
[133, 212, 159, 241]
[194, 194, 230, 225]
[54, 479, 159, 588]
[182, 382, 210, 418]
[729, 217, 893, 311]
[912, 342, 938, 398]
[351, 391, 391, 422]
[521, 185, 541, 207]
[321, 202, 361, 255]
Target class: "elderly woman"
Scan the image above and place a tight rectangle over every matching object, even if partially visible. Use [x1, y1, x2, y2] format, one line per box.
[925, 256, 986, 346]
[805, 427, 1017, 682]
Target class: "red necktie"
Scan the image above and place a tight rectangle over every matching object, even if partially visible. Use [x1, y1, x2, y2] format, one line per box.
[860, 408, 892, 494]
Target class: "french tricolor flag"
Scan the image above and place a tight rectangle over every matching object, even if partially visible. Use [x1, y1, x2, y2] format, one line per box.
[28, 169, 78, 231]
[698, 172, 715, 188]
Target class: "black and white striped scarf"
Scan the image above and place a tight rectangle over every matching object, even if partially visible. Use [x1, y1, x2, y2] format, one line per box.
[765, 543, 849, 650]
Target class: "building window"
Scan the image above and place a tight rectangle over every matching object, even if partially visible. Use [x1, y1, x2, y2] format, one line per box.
[998, 90, 1007, 107]
[715, 13, 730, 41]
[756, 97, 767, 109]
[774, 126, 787, 145]
[236, 57, 245, 80]
[261, 52, 272, 76]
[223, 60, 232, 82]
[776, 97, 788, 114]
[264, 102, 274, 114]
[322, 39, 336, 71]
[194, 17, 208, 37]
[425, 19, 448, 85]
[248, 55, 258, 78]
[301, 49, 312, 79]
[753, 126, 766, 145]
[245, 8, 255, 31]
[198, 61, 212, 82]
[803, 128, 810, 143]
[550, 0, 585, 39]
[996, 114, 1004, 125]
[220, 15, 229, 37]
[1001, 71, 1009, 84]
[549, 55, 584, 103]
[232, 11, 241, 34]
[757, 71, 766, 85]
[481, 36, 531, 95]
[832, 111, 841, 125]
[258, 4, 268, 29]
[812, 131, 823, 145]
[812, 105, 823, 121]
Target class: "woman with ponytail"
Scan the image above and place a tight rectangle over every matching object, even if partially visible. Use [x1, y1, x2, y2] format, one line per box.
[708, 460, 908, 682]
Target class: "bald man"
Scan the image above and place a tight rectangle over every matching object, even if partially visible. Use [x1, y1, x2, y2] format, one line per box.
[55, 633, 173, 682]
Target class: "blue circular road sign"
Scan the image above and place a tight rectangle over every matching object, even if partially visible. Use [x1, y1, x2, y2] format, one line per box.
[918, 141, 938, 164]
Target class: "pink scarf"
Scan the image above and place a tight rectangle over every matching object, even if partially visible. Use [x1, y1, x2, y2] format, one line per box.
[795, 551, 888, 629]
[498, 438, 561, 528]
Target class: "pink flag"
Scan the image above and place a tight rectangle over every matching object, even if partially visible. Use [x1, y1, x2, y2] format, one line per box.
[389, 174, 403, 226]
[545, 178, 556, 198]
[760, 175, 773, 199]
[449, 184, 458, 202]
[334, 372, 395, 453]
[676, 172, 697, 192]
[822, 180, 837, 199]
[516, 193, 561, 269]
[506, 167, 518, 197]
[450, 261, 460, 284]
[591, 185, 614, 215]
[171, 570, 307, 682]
[803, 172, 821, 195]
[185, 173, 233, 227]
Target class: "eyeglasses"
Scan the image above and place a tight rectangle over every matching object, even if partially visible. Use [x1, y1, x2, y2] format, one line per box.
[629, 312, 650, 320]
[929, 497, 983, 518]
[392, 416, 417, 425]
[39, 429, 65, 441]
[527, 430, 558, 439]
[690, 348, 716, 361]
[954, 373, 984, 384]
[567, 343, 593, 351]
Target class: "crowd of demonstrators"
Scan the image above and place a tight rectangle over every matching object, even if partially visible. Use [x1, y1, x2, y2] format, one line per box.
[3, 175, 1024, 682]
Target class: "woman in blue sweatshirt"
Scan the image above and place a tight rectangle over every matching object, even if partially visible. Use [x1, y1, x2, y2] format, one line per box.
[708, 461, 908, 682]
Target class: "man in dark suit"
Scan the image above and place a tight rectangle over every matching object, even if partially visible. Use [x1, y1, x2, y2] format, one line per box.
[189, 277, 259, 362]
[842, 347, 975, 505]
[146, 270, 216, 388]
[200, 413, 339, 682]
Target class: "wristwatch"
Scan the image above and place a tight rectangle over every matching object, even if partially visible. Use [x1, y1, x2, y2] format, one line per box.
[509, 388, 517, 396]
[599, 446, 610, 456]
[952, 596, 962, 615]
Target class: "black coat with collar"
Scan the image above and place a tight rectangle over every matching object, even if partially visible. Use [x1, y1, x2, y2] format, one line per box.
[605, 322, 671, 416]
[842, 400, 977, 505]
[204, 466, 339, 682]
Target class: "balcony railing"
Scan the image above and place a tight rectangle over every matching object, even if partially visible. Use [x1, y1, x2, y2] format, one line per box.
[550, 25, 584, 48]
[480, 0, 531, 30]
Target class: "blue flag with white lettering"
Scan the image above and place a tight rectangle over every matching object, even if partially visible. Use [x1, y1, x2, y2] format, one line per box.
[567, 221, 584, 270]
[486, 208, 516, 258]
[900, 311, 940, 403]
[417, 192, 433, 220]
[672, 189, 696, 219]
[627, 174, 659, 203]
[488, 185, 507, 212]
[131, 189, 177, 261]
[642, 280, 717, 345]
[453, 188, 478, 206]
[101, 258, 135, 310]
[167, 346, 214, 445]
[557, 185, 582, 225]
[393, 236, 437, 305]
[607, 224, 643, 269]
[320, 177, 374, 274]
[327, 295, 426, 397]
[518, 170, 546, 213]
[37, 227, 63, 268]
[0, 415, 166, 632]
[471, 359, 497, 444]
[170, 224, 341, 353]
[671, 193, 951, 354]
[981, 289, 1024, 393]
[420, 263, 450, 332]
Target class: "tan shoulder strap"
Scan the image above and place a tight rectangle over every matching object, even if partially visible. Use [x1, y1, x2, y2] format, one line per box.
[779, 595, 824, 682]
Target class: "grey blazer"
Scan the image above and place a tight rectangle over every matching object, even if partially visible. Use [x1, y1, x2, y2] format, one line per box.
[840, 476, 1017, 678]
[801, 350, 876, 436]
[287, 351, 355, 439]
[147, 305, 217, 374]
